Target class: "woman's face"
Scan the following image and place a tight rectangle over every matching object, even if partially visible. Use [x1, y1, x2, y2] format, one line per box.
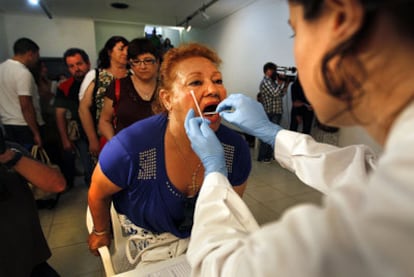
[109, 41, 128, 66]
[289, 3, 351, 126]
[129, 53, 159, 81]
[164, 56, 227, 131]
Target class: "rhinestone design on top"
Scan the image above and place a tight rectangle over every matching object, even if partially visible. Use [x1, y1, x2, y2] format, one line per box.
[137, 148, 157, 180]
[223, 143, 235, 174]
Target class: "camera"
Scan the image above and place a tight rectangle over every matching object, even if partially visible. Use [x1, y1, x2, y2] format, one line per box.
[276, 66, 297, 83]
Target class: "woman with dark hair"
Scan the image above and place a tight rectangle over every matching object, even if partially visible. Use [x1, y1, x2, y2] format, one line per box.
[78, 36, 129, 157]
[98, 38, 160, 140]
[185, 0, 414, 276]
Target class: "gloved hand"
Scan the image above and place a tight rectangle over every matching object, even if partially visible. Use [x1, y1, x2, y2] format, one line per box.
[185, 109, 228, 177]
[217, 93, 282, 148]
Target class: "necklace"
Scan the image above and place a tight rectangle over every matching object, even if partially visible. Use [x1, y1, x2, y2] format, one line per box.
[168, 125, 202, 196]
[131, 75, 156, 101]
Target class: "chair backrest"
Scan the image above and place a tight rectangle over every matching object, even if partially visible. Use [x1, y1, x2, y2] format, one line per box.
[86, 202, 135, 276]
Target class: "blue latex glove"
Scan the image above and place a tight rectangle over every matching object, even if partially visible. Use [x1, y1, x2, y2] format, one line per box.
[217, 93, 282, 148]
[184, 109, 228, 177]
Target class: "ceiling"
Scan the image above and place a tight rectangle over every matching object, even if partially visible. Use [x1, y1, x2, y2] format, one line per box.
[0, 0, 256, 29]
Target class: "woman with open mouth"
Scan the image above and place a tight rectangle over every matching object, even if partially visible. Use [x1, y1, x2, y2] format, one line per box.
[87, 43, 252, 271]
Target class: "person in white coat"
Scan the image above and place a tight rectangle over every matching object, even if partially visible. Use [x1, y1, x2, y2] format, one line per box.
[184, 0, 414, 276]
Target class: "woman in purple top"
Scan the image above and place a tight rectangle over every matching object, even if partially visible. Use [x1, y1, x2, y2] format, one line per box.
[87, 43, 251, 268]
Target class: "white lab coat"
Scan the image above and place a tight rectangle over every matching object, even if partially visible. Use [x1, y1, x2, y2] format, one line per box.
[187, 102, 414, 277]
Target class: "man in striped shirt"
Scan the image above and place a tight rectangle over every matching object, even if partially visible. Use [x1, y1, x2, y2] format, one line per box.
[257, 62, 288, 162]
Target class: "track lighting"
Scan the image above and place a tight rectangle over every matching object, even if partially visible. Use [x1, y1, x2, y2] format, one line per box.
[177, 0, 218, 30]
[28, 0, 52, 19]
[185, 22, 192, 32]
[200, 10, 210, 21]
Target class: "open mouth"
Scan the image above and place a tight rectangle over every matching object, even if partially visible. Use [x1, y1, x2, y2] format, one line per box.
[202, 104, 218, 116]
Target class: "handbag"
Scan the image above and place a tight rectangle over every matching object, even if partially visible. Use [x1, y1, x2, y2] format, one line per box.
[29, 145, 62, 202]
[67, 120, 80, 141]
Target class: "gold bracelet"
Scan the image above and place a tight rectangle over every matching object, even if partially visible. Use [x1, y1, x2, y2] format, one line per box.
[92, 227, 109, 236]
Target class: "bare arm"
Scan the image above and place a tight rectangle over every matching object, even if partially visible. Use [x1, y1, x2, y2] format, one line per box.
[233, 181, 247, 197]
[19, 95, 42, 147]
[98, 97, 115, 141]
[78, 82, 100, 156]
[0, 149, 66, 192]
[87, 163, 122, 256]
[55, 107, 74, 151]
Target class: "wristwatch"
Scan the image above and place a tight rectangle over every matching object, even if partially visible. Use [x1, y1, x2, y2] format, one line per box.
[3, 148, 23, 169]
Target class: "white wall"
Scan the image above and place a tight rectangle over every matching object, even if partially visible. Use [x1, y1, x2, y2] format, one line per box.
[0, 14, 8, 62]
[2, 14, 97, 66]
[94, 21, 145, 55]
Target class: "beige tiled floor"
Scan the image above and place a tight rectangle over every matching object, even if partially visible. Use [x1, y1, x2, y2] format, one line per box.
[39, 154, 323, 277]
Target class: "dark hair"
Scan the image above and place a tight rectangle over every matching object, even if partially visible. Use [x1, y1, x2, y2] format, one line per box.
[97, 36, 129, 69]
[127, 37, 161, 61]
[263, 62, 277, 74]
[13, 38, 39, 55]
[63, 48, 90, 65]
[288, 0, 414, 123]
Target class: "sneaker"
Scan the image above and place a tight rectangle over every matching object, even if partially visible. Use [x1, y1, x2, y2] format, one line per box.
[263, 159, 271, 164]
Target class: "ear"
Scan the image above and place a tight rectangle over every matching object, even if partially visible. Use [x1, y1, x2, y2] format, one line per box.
[159, 88, 171, 111]
[326, 0, 364, 44]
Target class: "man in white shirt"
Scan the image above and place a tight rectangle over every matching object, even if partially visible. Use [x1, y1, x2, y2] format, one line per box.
[0, 37, 44, 149]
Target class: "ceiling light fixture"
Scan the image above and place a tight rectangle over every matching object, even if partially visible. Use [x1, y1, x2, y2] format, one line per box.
[185, 22, 192, 32]
[28, 0, 52, 19]
[200, 10, 210, 21]
[177, 0, 218, 30]
[39, 0, 52, 19]
[110, 2, 129, 9]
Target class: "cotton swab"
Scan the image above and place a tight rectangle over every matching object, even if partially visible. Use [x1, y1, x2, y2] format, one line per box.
[190, 90, 204, 120]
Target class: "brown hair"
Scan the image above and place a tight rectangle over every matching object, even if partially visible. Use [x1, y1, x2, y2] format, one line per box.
[289, 0, 414, 124]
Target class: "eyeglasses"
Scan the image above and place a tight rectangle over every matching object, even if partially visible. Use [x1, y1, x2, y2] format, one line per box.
[130, 58, 156, 66]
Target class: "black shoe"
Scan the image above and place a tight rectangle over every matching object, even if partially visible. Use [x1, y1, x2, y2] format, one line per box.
[31, 262, 60, 277]
[36, 194, 60, 210]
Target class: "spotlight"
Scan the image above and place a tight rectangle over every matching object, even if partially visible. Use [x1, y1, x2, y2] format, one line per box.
[200, 10, 210, 21]
[185, 22, 192, 32]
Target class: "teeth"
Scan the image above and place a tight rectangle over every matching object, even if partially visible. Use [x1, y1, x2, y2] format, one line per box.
[203, 111, 218, 115]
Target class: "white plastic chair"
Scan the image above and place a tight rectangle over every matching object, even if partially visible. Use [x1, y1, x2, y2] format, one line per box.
[86, 203, 135, 276]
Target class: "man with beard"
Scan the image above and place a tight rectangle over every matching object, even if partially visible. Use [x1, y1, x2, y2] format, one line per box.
[55, 48, 92, 190]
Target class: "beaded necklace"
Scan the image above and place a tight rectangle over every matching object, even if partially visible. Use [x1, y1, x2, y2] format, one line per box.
[168, 125, 202, 196]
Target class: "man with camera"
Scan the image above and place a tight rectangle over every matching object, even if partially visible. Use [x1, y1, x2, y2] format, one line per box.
[0, 126, 66, 276]
[257, 62, 290, 163]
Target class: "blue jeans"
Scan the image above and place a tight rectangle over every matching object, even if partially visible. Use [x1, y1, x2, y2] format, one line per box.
[61, 137, 93, 187]
[3, 125, 43, 151]
[257, 113, 281, 161]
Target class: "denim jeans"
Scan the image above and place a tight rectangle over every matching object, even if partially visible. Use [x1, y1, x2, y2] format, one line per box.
[61, 137, 93, 187]
[257, 113, 281, 161]
[3, 125, 43, 151]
